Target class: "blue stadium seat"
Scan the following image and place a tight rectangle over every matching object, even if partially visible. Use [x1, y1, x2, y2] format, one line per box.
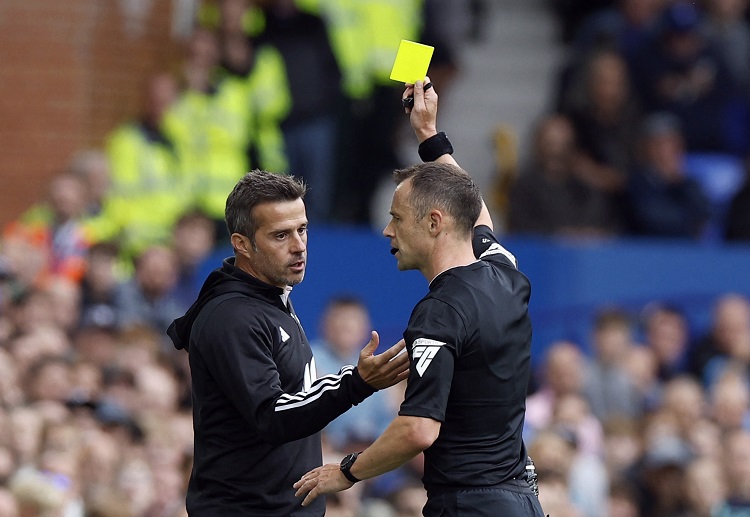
[683, 153, 745, 242]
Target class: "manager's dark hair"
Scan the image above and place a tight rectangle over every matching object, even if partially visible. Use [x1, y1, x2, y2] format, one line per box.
[393, 162, 482, 236]
[225, 170, 306, 243]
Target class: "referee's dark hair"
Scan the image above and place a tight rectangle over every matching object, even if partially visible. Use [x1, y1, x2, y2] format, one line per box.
[393, 162, 482, 236]
[225, 170, 307, 248]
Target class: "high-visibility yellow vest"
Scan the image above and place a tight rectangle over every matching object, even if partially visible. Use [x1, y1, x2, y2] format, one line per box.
[295, 0, 423, 96]
[245, 45, 292, 174]
[89, 123, 188, 257]
[163, 45, 291, 220]
[360, 0, 423, 85]
[163, 81, 251, 221]
[295, 0, 372, 99]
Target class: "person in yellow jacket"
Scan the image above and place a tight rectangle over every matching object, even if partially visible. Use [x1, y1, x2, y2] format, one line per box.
[163, 28, 250, 231]
[294, 0, 423, 223]
[88, 73, 189, 260]
[216, 12, 291, 175]
[163, 26, 291, 233]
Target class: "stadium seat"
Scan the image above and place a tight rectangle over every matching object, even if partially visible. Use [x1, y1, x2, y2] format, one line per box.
[683, 152, 745, 242]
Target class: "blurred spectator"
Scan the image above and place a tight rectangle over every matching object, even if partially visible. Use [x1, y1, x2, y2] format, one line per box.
[0, 232, 48, 294]
[216, 1, 291, 175]
[7, 289, 66, 342]
[537, 472, 583, 517]
[508, 114, 620, 237]
[0, 349, 23, 407]
[635, 432, 694, 516]
[624, 345, 661, 409]
[689, 293, 750, 383]
[716, 429, 750, 513]
[550, 0, 619, 44]
[557, 0, 665, 119]
[572, 0, 666, 61]
[25, 356, 74, 405]
[67, 149, 112, 219]
[0, 487, 19, 517]
[5, 173, 92, 284]
[526, 341, 604, 455]
[640, 301, 692, 381]
[686, 417, 723, 461]
[660, 376, 707, 439]
[608, 479, 641, 517]
[551, 395, 610, 517]
[626, 112, 711, 237]
[8, 466, 68, 516]
[169, 210, 216, 305]
[583, 308, 643, 422]
[384, 478, 428, 517]
[702, 0, 750, 92]
[564, 50, 641, 205]
[114, 245, 185, 335]
[7, 406, 45, 466]
[528, 429, 592, 517]
[708, 368, 750, 432]
[163, 26, 244, 234]
[629, 1, 738, 152]
[602, 418, 643, 480]
[725, 161, 750, 241]
[311, 296, 395, 452]
[79, 242, 124, 333]
[311, 0, 422, 224]
[683, 456, 728, 516]
[255, 0, 342, 223]
[91, 73, 188, 260]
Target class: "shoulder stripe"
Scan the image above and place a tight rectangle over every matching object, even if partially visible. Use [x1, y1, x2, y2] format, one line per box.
[480, 243, 518, 267]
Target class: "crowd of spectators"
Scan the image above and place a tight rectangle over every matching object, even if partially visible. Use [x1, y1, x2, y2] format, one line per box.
[0, 0, 749, 515]
[509, 0, 750, 242]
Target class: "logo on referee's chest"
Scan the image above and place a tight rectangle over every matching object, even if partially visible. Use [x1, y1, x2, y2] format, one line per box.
[411, 338, 446, 376]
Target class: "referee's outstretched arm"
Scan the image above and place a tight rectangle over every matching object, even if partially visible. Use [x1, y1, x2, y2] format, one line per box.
[404, 77, 494, 231]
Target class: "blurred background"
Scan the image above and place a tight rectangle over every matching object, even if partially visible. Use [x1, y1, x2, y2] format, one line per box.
[0, 0, 750, 515]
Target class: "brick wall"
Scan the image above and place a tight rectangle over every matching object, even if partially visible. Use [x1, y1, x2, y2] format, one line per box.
[0, 0, 182, 225]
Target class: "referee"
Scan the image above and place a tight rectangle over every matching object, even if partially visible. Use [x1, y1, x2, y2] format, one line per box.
[294, 79, 545, 516]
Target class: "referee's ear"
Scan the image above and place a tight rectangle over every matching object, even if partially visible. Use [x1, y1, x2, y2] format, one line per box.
[427, 209, 444, 236]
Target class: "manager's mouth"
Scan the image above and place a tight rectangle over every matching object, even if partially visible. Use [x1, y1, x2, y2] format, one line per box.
[390, 248, 399, 256]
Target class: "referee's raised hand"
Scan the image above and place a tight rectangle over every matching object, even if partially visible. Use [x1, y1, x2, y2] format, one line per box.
[356, 332, 410, 390]
[403, 76, 438, 143]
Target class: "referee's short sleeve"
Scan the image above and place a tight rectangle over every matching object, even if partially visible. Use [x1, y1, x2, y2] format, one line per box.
[472, 225, 518, 268]
[399, 299, 465, 422]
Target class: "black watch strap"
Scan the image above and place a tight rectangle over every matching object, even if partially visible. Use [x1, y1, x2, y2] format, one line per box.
[340, 452, 361, 483]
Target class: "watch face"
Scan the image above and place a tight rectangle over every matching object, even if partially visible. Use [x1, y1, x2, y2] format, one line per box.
[340, 453, 356, 469]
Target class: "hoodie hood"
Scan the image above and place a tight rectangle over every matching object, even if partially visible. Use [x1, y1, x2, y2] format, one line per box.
[167, 257, 286, 351]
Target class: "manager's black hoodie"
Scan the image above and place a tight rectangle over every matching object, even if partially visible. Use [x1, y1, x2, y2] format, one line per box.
[168, 258, 374, 516]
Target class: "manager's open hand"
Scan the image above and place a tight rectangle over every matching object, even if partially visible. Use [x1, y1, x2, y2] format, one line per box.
[294, 463, 352, 507]
[356, 332, 409, 390]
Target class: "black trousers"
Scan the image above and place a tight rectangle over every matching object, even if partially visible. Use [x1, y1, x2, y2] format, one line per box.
[423, 480, 546, 517]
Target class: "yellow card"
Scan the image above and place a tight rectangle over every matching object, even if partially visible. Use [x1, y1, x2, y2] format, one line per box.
[389, 40, 434, 84]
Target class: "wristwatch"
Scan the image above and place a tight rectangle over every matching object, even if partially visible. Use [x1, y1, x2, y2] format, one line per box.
[339, 452, 361, 483]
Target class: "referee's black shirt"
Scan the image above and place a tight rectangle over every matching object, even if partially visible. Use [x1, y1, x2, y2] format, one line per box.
[399, 225, 532, 493]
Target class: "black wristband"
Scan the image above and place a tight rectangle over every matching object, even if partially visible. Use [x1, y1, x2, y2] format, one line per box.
[418, 131, 453, 162]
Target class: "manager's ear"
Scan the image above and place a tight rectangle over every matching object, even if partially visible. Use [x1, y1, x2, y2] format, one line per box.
[231, 233, 253, 256]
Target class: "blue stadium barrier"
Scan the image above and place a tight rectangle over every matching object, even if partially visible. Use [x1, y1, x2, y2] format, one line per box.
[198, 228, 750, 369]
